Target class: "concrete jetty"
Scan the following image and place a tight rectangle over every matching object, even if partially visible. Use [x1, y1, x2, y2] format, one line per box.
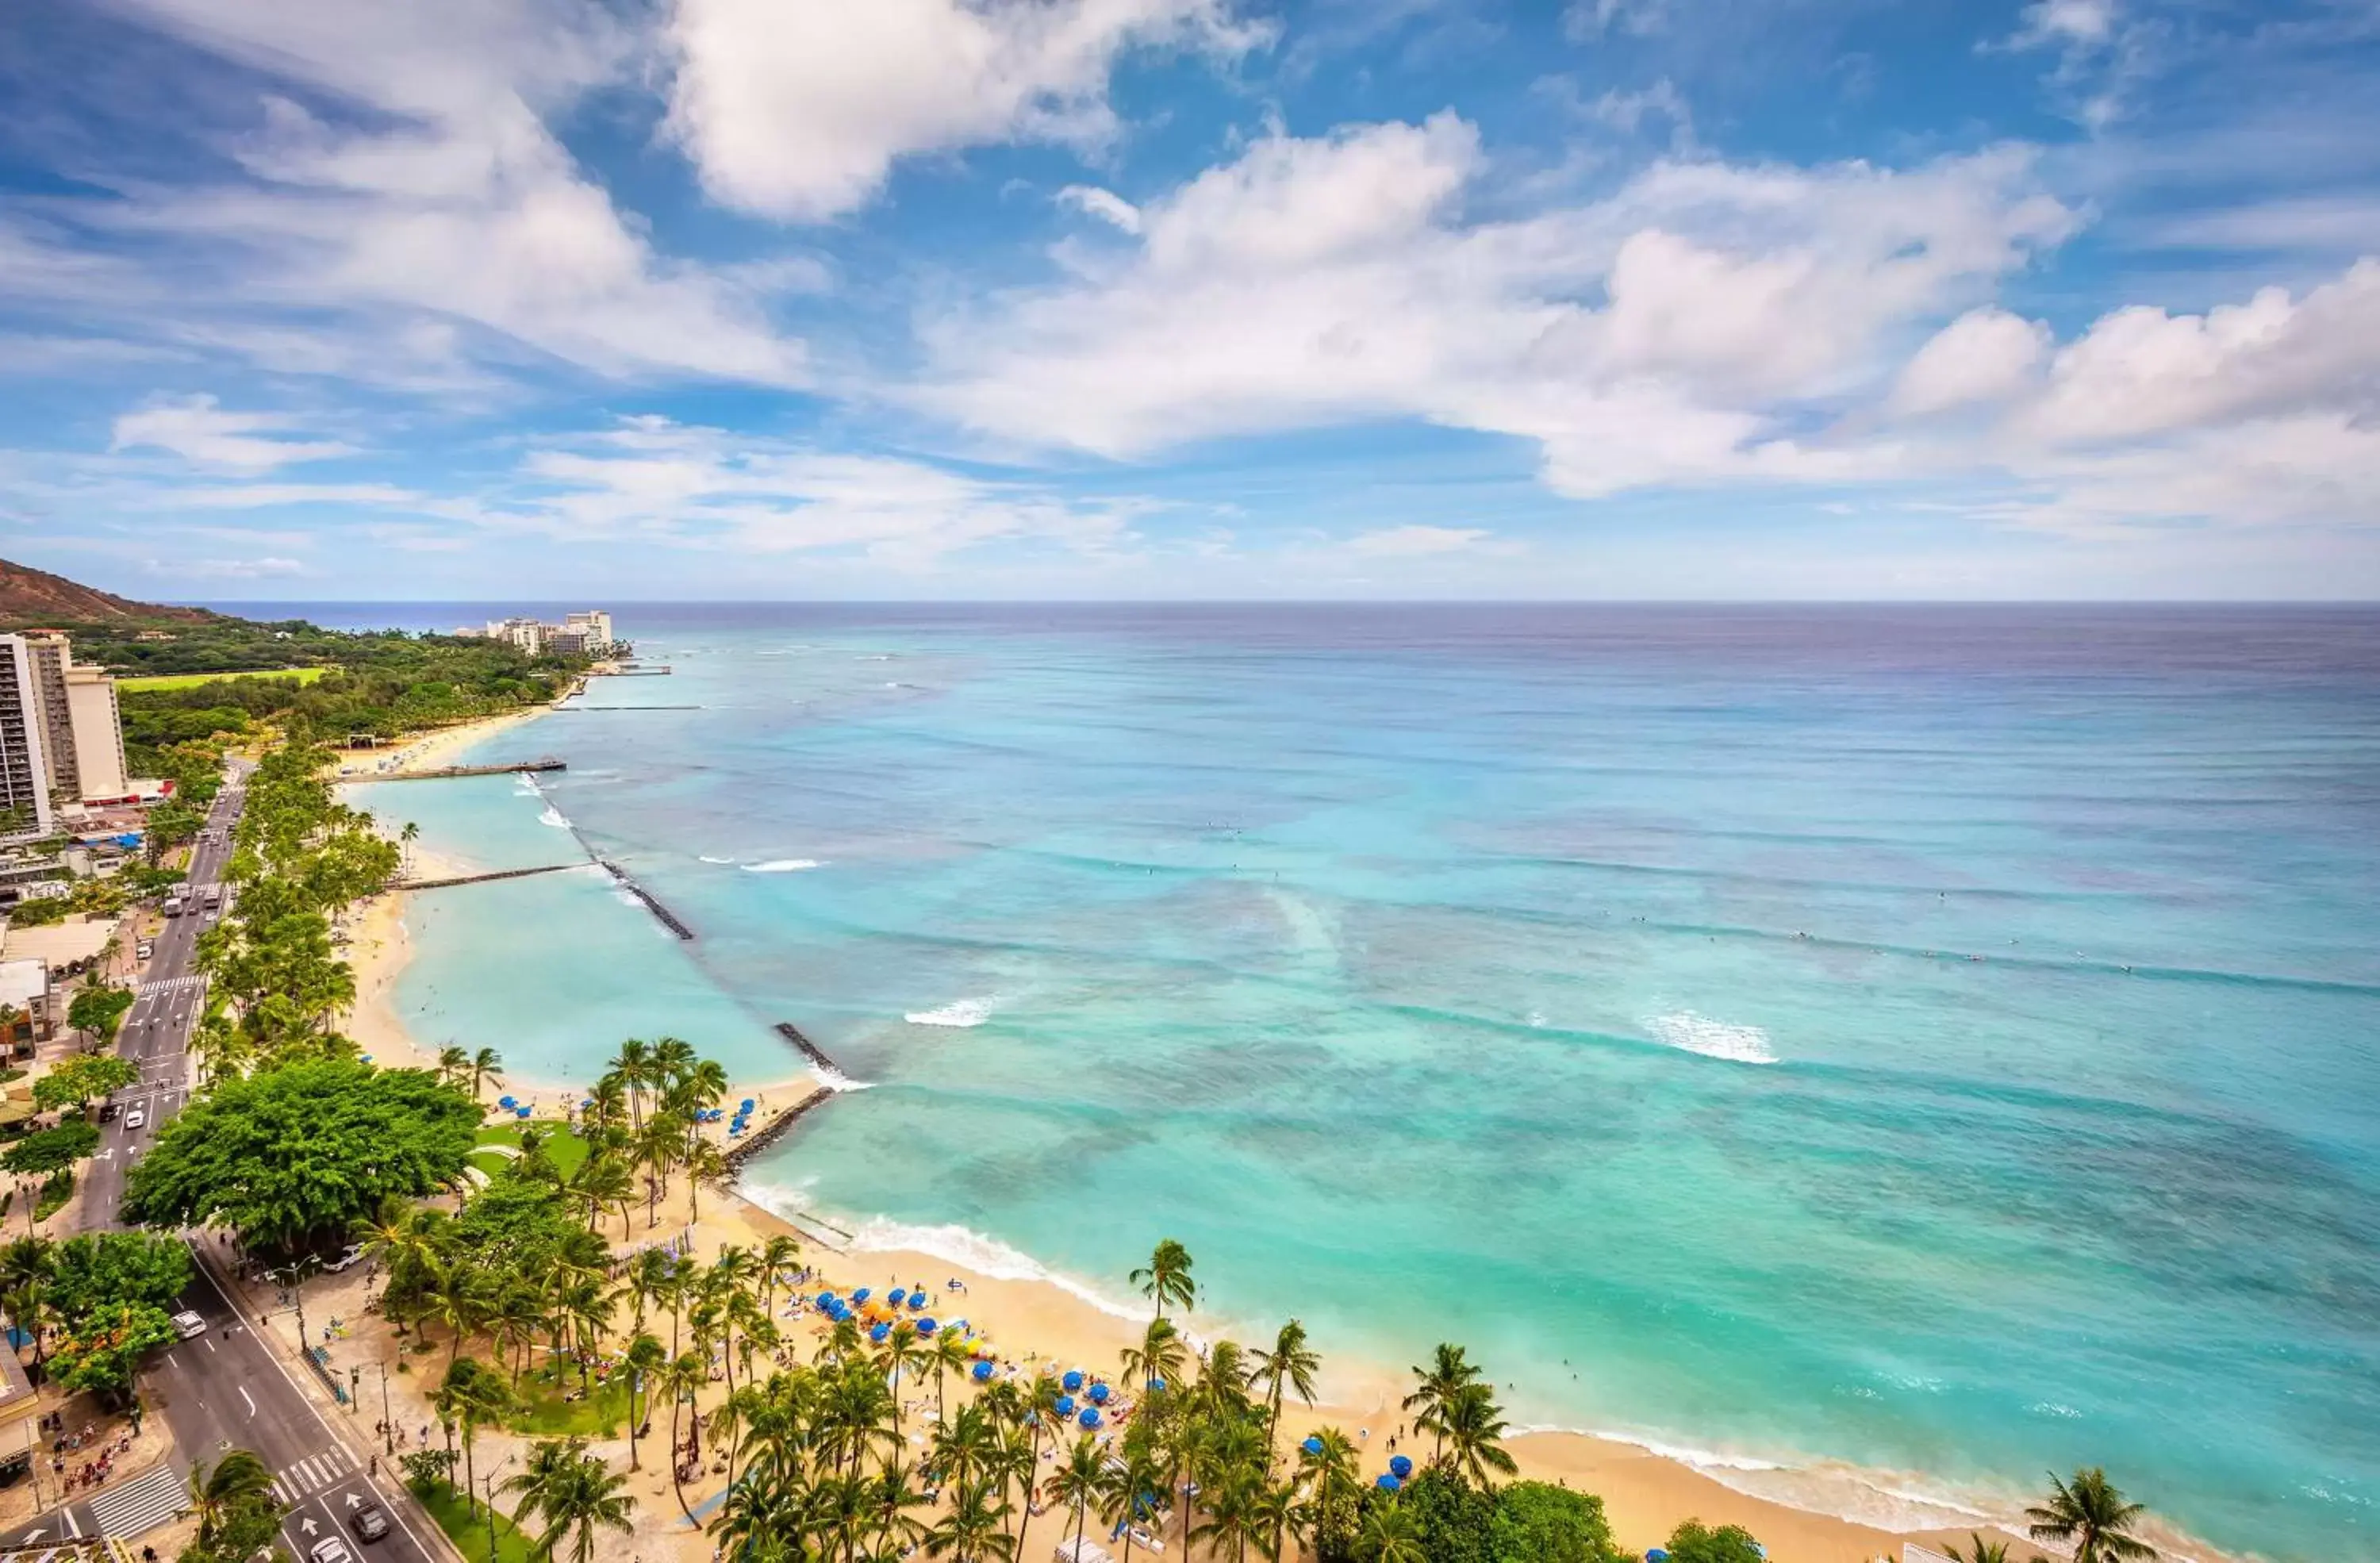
[392, 863, 582, 892]
[368, 758, 567, 782]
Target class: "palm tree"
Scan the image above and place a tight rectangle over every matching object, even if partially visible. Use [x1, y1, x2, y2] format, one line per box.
[1101, 1443, 1167, 1563]
[1252, 1318, 1321, 1443]
[567, 1152, 634, 1236]
[398, 820, 419, 875]
[881, 1319, 929, 1435]
[436, 1358, 516, 1517]
[606, 1038, 653, 1129]
[469, 1046, 504, 1103]
[1438, 1381, 1518, 1488]
[927, 1327, 973, 1423]
[436, 1044, 471, 1089]
[1400, 1342, 1479, 1465]
[1353, 1500, 1428, 1563]
[1119, 1315, 1188, 1397]
[758, 1233, 803, 1313]
[1295, 1427, 1361, 1561]
[1049, 1433, 1106, 1563]
[927, 1483, 1012, 1561]
[683, 1136, 730, 1220]
[505, 1440, 636, 1563]
[2027, 1469, 2157, 1563]
[1947, 1537, 2017, 1563]
[182, 1449, 278, 1541]
[1130, 1239, 1196, 1322]
[663, 1350, 709, 1523]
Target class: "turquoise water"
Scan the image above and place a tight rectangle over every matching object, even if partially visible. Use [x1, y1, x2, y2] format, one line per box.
[324, 605, 2380, 1559]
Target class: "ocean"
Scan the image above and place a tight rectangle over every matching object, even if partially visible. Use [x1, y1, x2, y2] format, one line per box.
[309, 603, 2380, 1561]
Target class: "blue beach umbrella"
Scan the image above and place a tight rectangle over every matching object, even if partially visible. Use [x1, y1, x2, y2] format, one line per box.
[1375, 1474, 1401, 1492]
[908, 1293, 926, 1311]
[498, 1096, 516, 1108]
[740, 1098, 754, 1111]
[1088, 1383, 1111, 1405]
[1054, 1395, 1076, 1417]
[917, 1317, 938, 1335]
[515, 1106, 531, 1118]
[1078, 1408, 1102, 1429]
[972, 1360, 994, 1382]
[851, 1288, 871, 1304]
[816, 1292, 836, 1308]
[1147, 1377, 1166, 1392]
[889, 1288, 908, 1307]
[1389, 1455, 1412, 1479]
[1062, 1370, 1084, 1392]
[870, 1323, 890, 1343]
[1645, 1551, 1669, 1563]
[360, 1055, 373, 1064]
[1301, 1437, 1324, 1457]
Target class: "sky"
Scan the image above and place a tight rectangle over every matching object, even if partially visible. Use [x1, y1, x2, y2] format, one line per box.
[3, 0, 2379, 601]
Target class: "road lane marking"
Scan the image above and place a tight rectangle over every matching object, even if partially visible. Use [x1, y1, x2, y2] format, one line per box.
[242, 1384, 256, 1416]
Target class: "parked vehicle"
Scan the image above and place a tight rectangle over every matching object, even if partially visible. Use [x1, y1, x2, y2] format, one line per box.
[171, 1310, 205, 1340]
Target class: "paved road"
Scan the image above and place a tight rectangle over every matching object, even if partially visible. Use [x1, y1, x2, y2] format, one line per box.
[3, 767, 448, 1563]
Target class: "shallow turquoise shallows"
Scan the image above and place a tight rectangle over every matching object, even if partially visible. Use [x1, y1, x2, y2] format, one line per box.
[327, 605, 2380, 1561]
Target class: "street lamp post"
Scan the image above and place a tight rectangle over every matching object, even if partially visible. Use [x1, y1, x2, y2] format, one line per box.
[378, 1361, 394, 1455]
[482, 1454, 514, 1563]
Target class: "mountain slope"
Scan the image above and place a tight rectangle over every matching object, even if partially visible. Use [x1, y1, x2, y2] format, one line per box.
[0, 558, 216, 624]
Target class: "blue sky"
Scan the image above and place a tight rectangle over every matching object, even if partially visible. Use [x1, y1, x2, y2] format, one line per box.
[2, 0, 2378, 601]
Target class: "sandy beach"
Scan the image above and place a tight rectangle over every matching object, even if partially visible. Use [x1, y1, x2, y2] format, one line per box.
[321, 702, 2219, 1563]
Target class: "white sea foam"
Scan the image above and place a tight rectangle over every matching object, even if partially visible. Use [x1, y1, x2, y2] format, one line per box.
[697, 854, 736, 865]
[904, 999, 992, 1028]
[538, 805, 571, 830]
[742, 858, 823, 873]
[843, 1218, 1145, 1323]
[1647, 1009, 1779, 1065]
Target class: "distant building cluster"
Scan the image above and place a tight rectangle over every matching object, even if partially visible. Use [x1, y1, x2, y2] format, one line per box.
[455, 609, 616, 658]
[0, 630, 134, 835]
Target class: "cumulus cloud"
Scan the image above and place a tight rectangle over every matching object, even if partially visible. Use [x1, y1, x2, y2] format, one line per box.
[110, 396, 356, 472]
[915, 117, 2077, 497]
[1891, 307, 2051, 415]
[1339, 524, 1493, 558]
[25, 0, 805, 387]
[665, 0, 1271, 222]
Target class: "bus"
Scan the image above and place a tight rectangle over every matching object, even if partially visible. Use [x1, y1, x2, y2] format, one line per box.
[162, 894, 184, 917]
[203, 885, 223, 912]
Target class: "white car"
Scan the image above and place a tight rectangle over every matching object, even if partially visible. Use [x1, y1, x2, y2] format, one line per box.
[324, 1243, 365, 1273]
[171, 1310, 206, 1340]
[311, 1538, 356, 1563]
[123, 1108, 146, 1131]
[136, 940, 154, 961]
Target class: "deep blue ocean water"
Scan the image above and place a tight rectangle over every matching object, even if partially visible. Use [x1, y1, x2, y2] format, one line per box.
[297, 604, 2380, 1559]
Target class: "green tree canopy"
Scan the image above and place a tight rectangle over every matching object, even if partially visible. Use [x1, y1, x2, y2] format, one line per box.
[64, 986, 136, 1046]
[1491, 1481, 1623, 1563]
[48, 1231, 193, 1324]
[49, 1300, 175, 1404]
[33, 1053, 139, 1112]
[1, 1119, 100, 1176]
[123, 1058, 478, 1251]
[1664, 1519, 1767, 1563]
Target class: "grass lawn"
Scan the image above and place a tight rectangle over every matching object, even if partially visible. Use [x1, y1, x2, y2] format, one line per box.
[473, 1123, 590, 1181]
[119, 666, 328, 693]
[416, 1479, 537, 1563]
[505, 1373, 631, 1437]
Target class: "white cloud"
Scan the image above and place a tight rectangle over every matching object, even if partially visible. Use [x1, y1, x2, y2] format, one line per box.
[1891, 307, 2051, 416]
[109, 396, 357, 472]
[2010, 0, 2117, 48]
[664, 0, 1271, 223]
[25, 0, 805, 388]
[1058, 186, 1145, 234]
[1339, 524, 1493, 558]
[2017, 259, 2380, 445]
[916, 119, 2076, 496]
[509, 418, 1142, 566]
[1564, 0, 1669, 41]
[163, 555, 311, 579]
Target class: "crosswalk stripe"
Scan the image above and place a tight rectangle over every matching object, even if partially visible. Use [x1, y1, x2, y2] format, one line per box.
[269, 1479, 291, 1506]
[84, 1463, 186, 1538]
[136, 974, 205, 997]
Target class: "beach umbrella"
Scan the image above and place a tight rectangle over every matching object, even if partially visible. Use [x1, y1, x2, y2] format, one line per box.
[916, 1317, 937, 1335]
[515, 1106, 531, 1118]
[851, 1288, 871, 1303]
[1645, 1552, 1670, 1563]
[972, 1360, 994, 1383]
[360, 1055, 374, 1065]
[1054, 1396, 1076, 1417]
[1062, 1370, 1084, 1392]
[1147, 1377, 1166, 1393]
[1375, 1474, 1401, 1492]
[816, 1292, 836, 1308]
[499, 1096, 516, 1108]
[1301, 1437, 1324, 1457]
[1078, 1408, 1102, 1430]
[889, 1288, 908, 1307]
[1389, 1455, 1412, 1480]
[870, 1323, 890, 1344]
[1088, 1384, 1111, 1405]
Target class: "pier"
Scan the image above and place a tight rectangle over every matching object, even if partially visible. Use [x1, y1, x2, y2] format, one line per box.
[392, 863, 582, 892]
[600, 860, 695, 939]
[366, 757, 567, 782]
[724, 1085, 836, 1170]
[552, 704, 704, 712]
[774, 1021, 844, 1077]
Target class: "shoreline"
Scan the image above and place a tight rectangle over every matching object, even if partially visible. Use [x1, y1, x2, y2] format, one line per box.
[326, 705, 2228, 1563]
